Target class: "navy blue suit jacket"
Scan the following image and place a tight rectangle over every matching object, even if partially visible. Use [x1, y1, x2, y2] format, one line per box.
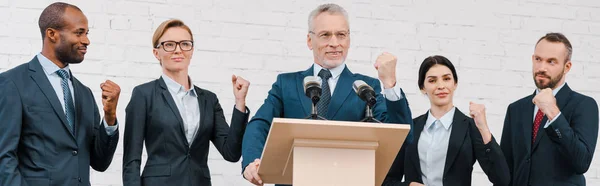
[501, 84, 598, 186]
[241, 65, 413, 185]
[0, 57, 119, 186]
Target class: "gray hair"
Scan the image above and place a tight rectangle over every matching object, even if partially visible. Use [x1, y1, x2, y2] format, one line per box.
[307, 3, 349, 32]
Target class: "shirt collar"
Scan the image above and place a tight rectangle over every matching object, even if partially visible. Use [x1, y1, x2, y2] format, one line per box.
[161, 74, 197, 97]
[313, 63, 345, 79]
[425, 107, 455, 131]
[37, 53, 70, 76]
[535, 82, 566, 96]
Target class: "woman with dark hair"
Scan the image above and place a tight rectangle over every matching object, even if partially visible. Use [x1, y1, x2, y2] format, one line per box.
[383, 56, 509, 186]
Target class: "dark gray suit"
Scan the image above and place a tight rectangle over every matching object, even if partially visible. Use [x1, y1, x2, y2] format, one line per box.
[122, 78, 249, 186]
[0, 57, 119, 186]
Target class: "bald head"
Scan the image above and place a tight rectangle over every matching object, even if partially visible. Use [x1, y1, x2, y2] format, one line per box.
[38, 2, 82, 40]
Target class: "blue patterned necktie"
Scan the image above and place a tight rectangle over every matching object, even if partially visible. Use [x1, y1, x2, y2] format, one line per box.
[317, 69, 332, 117]
[56, 69, 75, 133]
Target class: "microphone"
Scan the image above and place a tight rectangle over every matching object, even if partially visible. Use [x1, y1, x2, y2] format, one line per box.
[353, 80, 377, 107]
[303, 76, 322, 105]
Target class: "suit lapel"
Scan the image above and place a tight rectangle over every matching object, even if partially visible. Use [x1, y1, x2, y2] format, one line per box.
[532, 84, 573, 151]
[521, 93, 536, 153]
[327, 66, 354, 119]
[297, 66, 313, 116]
[158, 77, 189, 147]
[412, 113, 427, 176]
[28, 57, 75, 140]
[443, 109, 468, 177]
[191, 86, 207, 147]
[72, 76, 84, 138]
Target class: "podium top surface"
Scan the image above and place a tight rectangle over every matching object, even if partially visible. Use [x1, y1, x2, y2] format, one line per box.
[258, 118, 411, 185]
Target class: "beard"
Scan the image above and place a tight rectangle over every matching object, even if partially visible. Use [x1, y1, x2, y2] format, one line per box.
[533, 67, 564, 90]
[55, 35, 85, 65]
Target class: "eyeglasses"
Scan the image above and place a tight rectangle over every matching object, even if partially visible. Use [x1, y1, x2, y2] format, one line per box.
[308, 30, 350, 42]
[155, 40, 194, 52]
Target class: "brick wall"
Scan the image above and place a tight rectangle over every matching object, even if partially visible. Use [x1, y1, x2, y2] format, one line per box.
[1, 0, 599, 185]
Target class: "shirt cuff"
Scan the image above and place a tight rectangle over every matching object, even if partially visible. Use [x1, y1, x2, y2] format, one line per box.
[544, 112, 562, 128]
[383, 84, 404, 101]
[103, 118, 118, 136]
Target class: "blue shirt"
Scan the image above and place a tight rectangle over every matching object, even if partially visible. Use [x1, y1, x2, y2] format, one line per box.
[37, 53, 118, 135]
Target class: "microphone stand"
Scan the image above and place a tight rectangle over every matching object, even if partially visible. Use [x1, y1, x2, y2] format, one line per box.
[360, 104, 381, 123]
[306, 102, 327, 120]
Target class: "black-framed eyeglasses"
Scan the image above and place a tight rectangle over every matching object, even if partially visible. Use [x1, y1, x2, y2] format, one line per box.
[308, 30, 350, 41]
[155, 40, 194, 52]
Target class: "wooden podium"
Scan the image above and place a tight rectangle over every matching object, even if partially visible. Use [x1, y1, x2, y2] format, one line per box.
[257, 118, 410, 186]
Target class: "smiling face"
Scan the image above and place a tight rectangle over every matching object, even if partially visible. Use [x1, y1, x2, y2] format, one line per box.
[421, 64, 457, 108]
[307, 12, 350, 69]
[153, 27, 194, 74]
[53, 7, 89, 64]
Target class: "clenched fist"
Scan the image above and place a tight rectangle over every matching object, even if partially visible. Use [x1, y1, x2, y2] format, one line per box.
[374, 52, 397, 89]
[100, 80, 120, 126]
[232, 75, 250, 112]
[469, 102, 492, 144]
[532, 88, 560, 120]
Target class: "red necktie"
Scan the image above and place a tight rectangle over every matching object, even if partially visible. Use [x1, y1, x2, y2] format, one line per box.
[532, 109, 544, 144]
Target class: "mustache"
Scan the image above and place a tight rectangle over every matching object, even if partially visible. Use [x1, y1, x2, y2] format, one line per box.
[535, 72, 550, 78]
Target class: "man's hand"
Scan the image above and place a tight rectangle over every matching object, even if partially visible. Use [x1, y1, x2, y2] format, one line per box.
[533, 88, 560, 120]
[374, 52, 397, 89]
[101, 80, 120, 126]
[243, 159, 263, 185]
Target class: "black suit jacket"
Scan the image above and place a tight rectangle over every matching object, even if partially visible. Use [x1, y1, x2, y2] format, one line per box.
[122, 77, 250, 186]
[500, 84, 598, 186]
[0, 57, 119, 186]
[384, 108, 510, 186]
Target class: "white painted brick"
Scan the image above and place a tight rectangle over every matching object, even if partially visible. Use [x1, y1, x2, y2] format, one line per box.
[243, 11, 289, 27]
[9, 23, 39, 39]
[148, 3, 194, 20]
[3, 1, 600, 186]
[563, 21, 593, 35]
[110, 16, 131, 30]
[129, 17, 153, 32]
[584, 63, 600, 78]
[195, 21, 224, 36]
[0, 7, 9, 24]
[195, 36, 244, 53]
[459, 55, 503, 70]
[88, 14, 112, 30]
[106, 1, 148, 16]
[124, 46, 156, 64]
[498, 30, 543, 44]
[504, 43, 533, 57]
[372, 20, 418, 35]
[9, 8, 39, 24]
[418, 24, 462, 39]
[521, 17, 564, 32]
[0, 38, 32, 55]
[589, 22, 600, 35]
[241, 40, 284, 56]
[219, 23, 269, 40]
[198, 7, 245, 23]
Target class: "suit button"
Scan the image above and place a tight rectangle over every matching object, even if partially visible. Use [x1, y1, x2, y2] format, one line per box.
[78, 177, 81, 182]
[72, 151, 78, 156]
[526, 158, 530, 163]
